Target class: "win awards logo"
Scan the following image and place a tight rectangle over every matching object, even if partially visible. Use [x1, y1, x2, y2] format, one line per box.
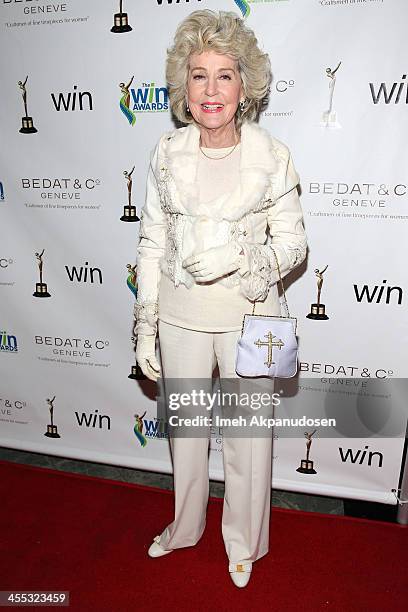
[1, 331, 18, 353]
[133, 412, 168, 448]
[119, 76, 169, 125]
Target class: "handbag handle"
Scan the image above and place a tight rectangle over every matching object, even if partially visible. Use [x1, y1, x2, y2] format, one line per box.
[251, 246, 290, 317]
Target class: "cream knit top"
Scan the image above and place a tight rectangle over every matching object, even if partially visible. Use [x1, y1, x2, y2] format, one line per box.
[157, 143, 272, 332]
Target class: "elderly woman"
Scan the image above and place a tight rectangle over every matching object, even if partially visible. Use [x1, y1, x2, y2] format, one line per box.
[134, 10, 307, 588]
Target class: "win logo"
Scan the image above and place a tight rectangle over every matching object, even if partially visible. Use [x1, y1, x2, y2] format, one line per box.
[339, 445, 383, 468]
[51, 85, 93, 111]
[75, 410, 111, 430]
[369, 74, 408, 104]
[65, 262, 103, 284]
[0, 331, 18, 353]
[353, 280, 403, 305]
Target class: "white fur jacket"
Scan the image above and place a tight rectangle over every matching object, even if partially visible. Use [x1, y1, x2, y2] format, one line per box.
[134, 120, 307, 336]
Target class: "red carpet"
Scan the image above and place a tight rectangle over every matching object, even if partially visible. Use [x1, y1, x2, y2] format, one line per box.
[1, 459, 406, 611]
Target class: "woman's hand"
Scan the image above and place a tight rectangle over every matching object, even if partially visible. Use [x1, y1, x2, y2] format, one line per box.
[136, 335, 162, 381]
[182, 241, 245, 282]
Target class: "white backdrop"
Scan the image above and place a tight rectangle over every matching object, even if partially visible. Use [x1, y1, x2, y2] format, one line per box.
[1, 0, 407, 504]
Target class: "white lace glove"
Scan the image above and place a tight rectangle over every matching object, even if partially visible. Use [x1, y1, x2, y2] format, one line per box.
[135, 335, 162, 382]
[182, 241, 246, 282]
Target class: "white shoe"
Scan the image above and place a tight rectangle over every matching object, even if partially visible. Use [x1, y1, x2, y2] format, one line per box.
[228, 562, 252, 588]
[148, 535, 173, 558]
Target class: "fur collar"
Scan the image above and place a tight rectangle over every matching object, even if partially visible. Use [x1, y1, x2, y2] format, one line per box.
[159, 121, 296, 222]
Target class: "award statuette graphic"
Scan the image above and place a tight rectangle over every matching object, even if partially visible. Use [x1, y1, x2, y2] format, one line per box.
[120, 166, 140, 222]
[33, 249, 51, 297]
[296, 429, 317, 474]
[111, 0, 132, 33]
[127, 264, 146, 380]
[18, 76, 38, 134]
[307, 265, 329, 320]
[320, 61, 341, 129]
[44, 396, 61, 438]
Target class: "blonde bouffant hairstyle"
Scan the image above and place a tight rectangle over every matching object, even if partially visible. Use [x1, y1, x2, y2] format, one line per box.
[166, 10, 272, 128]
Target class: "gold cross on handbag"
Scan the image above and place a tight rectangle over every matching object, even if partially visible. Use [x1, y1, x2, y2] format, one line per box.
[254, 331, 285, 368]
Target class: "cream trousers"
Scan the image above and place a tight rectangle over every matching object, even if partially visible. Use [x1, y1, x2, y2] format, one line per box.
[157, 319, 273, 564]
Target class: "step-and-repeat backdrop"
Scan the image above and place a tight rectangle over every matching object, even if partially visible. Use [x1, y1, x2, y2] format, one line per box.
[1, 0, 407, 504]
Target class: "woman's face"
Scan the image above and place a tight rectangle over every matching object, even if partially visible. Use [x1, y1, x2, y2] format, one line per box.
[187, 50, 244, 132]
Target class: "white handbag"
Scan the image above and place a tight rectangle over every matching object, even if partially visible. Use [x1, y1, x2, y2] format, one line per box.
[235, 248, 298, 378]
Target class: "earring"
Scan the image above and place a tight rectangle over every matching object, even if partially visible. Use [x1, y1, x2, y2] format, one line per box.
[186, 101, 190, 113]
[240, 98, 246, 111]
